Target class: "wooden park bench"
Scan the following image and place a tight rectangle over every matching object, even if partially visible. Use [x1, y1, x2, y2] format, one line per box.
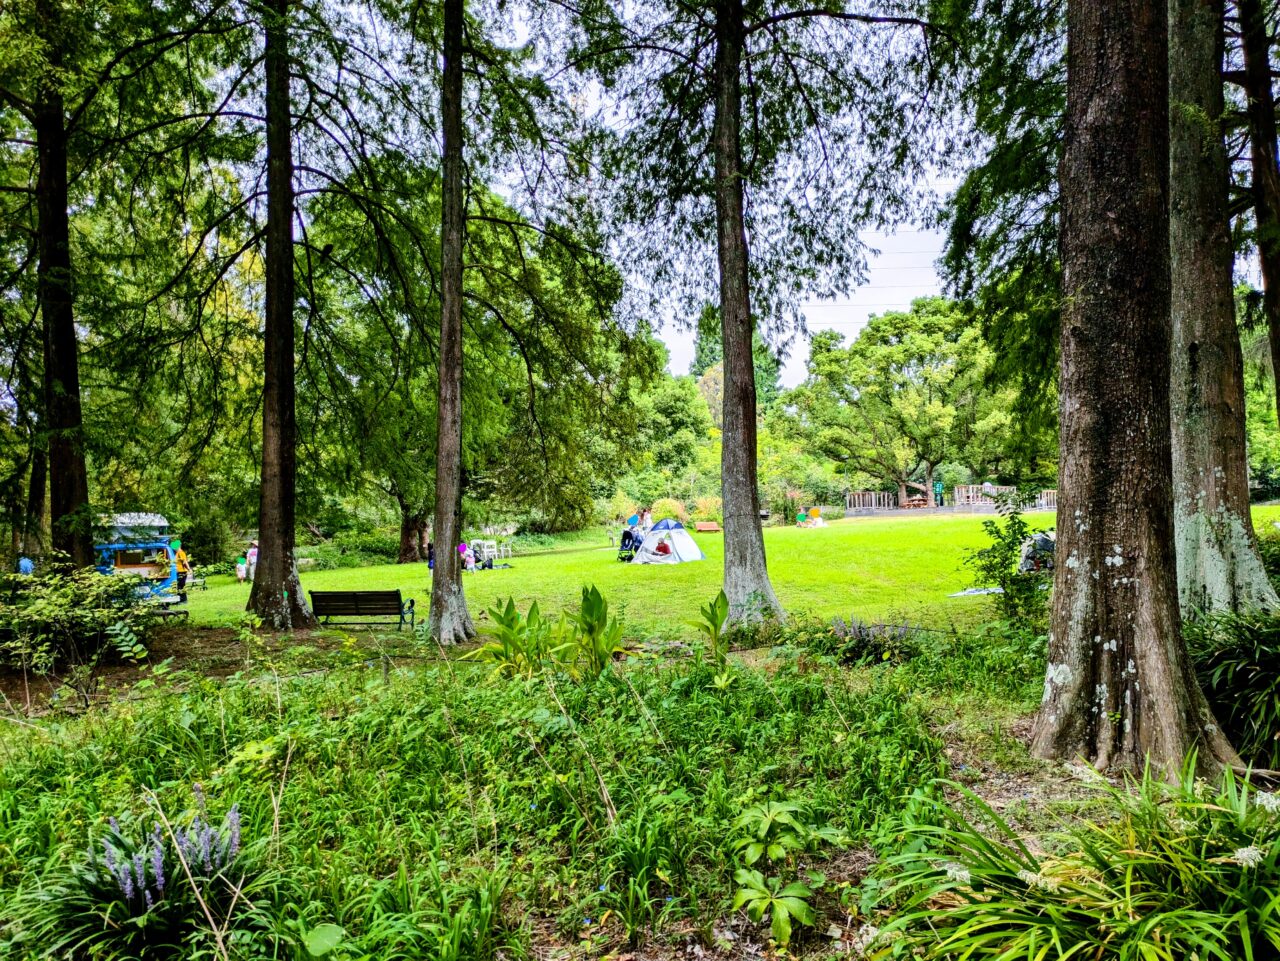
[309, 590, 416, 631]
[694, 521, 721, 532]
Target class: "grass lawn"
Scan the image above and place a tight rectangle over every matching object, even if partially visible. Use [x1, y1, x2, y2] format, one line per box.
[188, 505, 1280, 636]
[190, 512, 1059, 633]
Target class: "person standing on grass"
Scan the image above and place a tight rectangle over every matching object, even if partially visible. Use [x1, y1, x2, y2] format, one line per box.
[247, 541, 259, 581]
[173, 540, 191, 593]
[236, 555, 248, 584]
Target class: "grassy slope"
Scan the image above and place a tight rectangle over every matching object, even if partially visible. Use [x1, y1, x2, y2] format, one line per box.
[190, 513, 1057, 633]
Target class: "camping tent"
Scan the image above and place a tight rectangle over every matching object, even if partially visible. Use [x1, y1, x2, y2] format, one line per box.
[632, 519, 705, 564]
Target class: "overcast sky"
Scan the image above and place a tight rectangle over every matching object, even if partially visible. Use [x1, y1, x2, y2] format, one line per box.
[659, 224, 948, 388]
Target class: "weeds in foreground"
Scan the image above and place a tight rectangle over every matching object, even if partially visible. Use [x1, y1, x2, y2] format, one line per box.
[0, 651, 945, 958]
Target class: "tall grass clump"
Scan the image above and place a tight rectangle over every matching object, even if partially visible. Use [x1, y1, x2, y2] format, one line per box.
[1184, 609, 1280, 768]
[876, 761, 1280, 959]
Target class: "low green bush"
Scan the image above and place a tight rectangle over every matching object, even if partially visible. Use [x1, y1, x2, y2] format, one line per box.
[877, 762, 1280, 960]
[805, 618, 919, 666]
[0, 564, 157, 670]
[300, 529, 400, 569]
[1184, 610, 1280, 768]
[964, 490, 1050, 631]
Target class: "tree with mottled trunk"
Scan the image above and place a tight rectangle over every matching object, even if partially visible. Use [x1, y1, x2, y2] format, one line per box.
[1170, 0, 1277, 614]
[711, 0, 782, 624]
[428, 0, 475, 644]
[33, 0, 92, 567]
[1237, 0, 1280, 428]
[248, 0, 314, 630]
[1031, 0, 1238, 774]
[396, 492, 428, 564]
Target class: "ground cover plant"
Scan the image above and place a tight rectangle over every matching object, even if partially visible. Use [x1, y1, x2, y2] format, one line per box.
[877, 763, 1280, 960]
[0, 625, 947, 959]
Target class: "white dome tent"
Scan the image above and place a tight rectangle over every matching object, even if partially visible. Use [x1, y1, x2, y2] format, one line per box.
[631, 518, 706, 564]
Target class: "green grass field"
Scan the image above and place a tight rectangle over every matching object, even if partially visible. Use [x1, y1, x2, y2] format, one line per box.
[190, 512, 1059, 633]
[188, 506, 1280, 636]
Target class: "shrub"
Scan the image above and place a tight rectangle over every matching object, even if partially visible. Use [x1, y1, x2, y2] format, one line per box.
[806, 618, 919, 666]
[691, 496, 723, 523]
[301, 528, 399, 569]
[0, 564, 157, 671]
[1184, 610, 1280, 768]
[964, 489, 1050, 630]
[879, 763, 1280, 960]
[649, 497, 688, 523]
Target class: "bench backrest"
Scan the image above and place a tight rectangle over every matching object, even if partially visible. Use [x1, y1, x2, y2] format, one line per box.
[310, 590, 403, 616]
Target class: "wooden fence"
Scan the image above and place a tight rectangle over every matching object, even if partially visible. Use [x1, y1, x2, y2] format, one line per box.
[954, 485, 1058, 510]
[845, 490, 898, 512]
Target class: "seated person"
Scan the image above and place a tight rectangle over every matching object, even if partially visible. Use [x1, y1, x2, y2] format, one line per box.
[654, 536, 672, 556]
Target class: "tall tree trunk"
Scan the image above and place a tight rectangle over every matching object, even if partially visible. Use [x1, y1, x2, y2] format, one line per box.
[5, 459, 24, 564]
[428, 0, 475, 644]
[23, 444, 46, 556]
[712, 0, 782, 624]
[34, 0, 91, 568]
[1239, 0, 1280, 427]
[1170, 0, 1277, 614]
[248, 0, 314, 629]
[1031, 0, 1237, 774]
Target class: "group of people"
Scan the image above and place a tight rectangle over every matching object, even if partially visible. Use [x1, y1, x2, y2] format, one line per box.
[234, 542, 258, 584]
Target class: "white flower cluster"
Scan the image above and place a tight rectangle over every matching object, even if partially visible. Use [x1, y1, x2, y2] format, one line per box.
[1255, 791, 1280, 814]
[1234, 846, 1264, 868]
[1016, 868, 1061, 893]
[849, 924, 881, 957]
[944, 862, 971, 885]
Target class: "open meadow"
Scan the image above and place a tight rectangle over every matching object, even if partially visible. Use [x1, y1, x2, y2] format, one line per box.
[188, 512, 1059, 633]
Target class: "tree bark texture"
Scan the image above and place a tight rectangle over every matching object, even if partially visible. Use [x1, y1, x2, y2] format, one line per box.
[23, 444, 46, 555]
[248, 0, 314, 629]
[428, 0, 475, 644]
[1031, 0, 1238, 773]
[1238, 0, 1280, 428]
[1170, 0, 1277, 614]
[398, 504, 427, 563]
[34, 0, 92, 567]
[712, 0, 782, 624]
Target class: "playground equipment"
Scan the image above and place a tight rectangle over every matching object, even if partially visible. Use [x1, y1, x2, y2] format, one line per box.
[94, 540, 179, 599]
[94, 514, 180, 600]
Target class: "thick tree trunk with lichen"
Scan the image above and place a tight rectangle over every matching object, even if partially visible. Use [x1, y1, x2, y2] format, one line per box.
[247, 0, 314, 630]
[1031, 0, 1238, 775]
[428, 0, 475, 644]
[1170, 0, 1277, 615]
[711, 0, 782, 624]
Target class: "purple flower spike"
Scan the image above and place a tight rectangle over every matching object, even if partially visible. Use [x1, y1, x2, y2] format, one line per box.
[133, 851, 147, 893]
[152, 841, 165, 895]
[103, 841, 118, 875]
[226, 805, 241, 860]
[144, 888, 154, 910]
[108, 817, 120, 834]
[193, 783, 206, 812]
